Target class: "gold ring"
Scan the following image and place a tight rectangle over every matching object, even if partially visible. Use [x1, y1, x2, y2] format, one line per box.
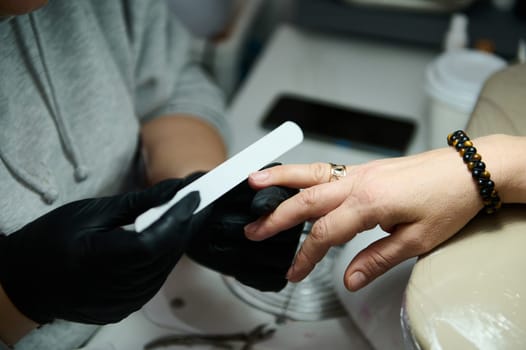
[329, 163, 347, 182]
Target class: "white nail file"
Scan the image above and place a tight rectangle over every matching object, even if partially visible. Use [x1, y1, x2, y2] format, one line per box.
[134, 121, 304, 232]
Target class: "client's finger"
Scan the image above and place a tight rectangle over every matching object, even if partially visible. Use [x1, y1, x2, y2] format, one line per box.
[245, 182, 347, 241]
[249, 163, 349, 189]
[343, 224, 425, 291]
[286, 197, 380, 282]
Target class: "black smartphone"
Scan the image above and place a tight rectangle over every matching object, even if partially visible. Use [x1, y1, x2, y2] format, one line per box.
[261, 94, 416, 156]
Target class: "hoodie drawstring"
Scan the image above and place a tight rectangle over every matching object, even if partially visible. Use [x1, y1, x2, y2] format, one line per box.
[0, 151, 59, 204]
[28, 13, 89, 183]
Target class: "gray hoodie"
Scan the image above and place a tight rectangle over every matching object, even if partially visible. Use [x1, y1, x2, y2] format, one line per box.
[0, 0, 228, 348]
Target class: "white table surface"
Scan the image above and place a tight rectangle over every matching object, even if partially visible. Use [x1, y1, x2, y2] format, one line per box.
[84, 24, 438, 350]
[226, 24, 438, 164]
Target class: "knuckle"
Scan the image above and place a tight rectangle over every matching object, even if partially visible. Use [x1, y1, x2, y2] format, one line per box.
[295, 187, 318, 208]
[310, 162, 329, 183]
[362, 248, 393, 277]
[309, 218, 329, 245]
[350, 164, 385, 205]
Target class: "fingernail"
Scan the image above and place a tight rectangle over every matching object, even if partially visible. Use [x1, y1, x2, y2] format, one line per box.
[244, 221, 261, 238]
[348, 271, 367, 291]
[244, 222, 256, 233]
[249, 170, 270, 183]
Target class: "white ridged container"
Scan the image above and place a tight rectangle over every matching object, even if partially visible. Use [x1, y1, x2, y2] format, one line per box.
[425, 49, 506, 149]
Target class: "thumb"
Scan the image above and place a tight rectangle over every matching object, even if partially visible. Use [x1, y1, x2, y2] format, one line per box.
[344, 224, 421, 291]
[251, 186, 298, 216]
[139, 191, 200, 255]
[100, 179, 184, 227]
[126, 179, 185, 215]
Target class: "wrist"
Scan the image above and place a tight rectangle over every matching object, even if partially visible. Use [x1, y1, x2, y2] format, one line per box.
[471, 134, 526, 204]
[0, 283, 38, 346]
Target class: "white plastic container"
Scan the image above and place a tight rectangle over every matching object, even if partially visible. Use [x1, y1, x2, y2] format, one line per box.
[425, 49, 506, 149]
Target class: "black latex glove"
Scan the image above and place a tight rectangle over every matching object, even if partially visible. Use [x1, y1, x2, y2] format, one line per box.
[185, 163, 304, 292]
[0, 180, 200, 325]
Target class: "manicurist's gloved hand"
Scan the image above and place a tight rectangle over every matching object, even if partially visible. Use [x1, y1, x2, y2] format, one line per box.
[0, 180, 199, 325]
[184, 163, 304, 292]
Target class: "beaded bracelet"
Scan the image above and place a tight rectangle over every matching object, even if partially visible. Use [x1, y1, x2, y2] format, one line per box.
[447, 130, 502, 214]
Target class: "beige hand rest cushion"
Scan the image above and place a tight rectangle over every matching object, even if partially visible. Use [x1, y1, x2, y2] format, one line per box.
[403, 206, 526, 349]
[404, 63, 526, 349]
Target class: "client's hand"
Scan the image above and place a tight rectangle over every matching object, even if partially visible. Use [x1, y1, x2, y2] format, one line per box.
[185, 164, 304, 292]
[0, 180, 199, 325]
[244, 143, 504, 291]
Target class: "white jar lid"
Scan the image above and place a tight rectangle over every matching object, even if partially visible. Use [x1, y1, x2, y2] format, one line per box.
[425, 49, 507, 112]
